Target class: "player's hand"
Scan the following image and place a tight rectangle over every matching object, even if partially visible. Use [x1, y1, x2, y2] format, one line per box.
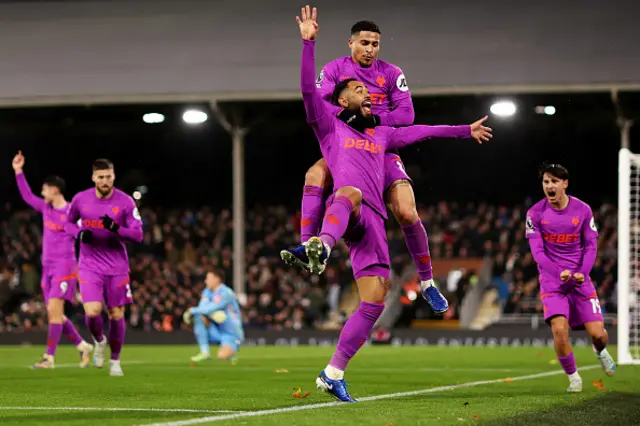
[560, 270, 572, 281]
[101, 215, 120, 233]
[573, 273, 585, 284]
[12, 150, 24, 173]
[296, 5, 318, 41]
[78, 230, 93, 244]
[182, 309, 193, 326]
[470, 116, 493, 144]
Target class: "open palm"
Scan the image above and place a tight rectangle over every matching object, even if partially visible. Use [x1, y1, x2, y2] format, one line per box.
[296, 5, 318, 41]
[470, 116, 493, 144]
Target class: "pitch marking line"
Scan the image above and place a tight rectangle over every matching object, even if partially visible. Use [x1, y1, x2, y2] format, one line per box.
[139, 364, 601, 426]
[0, 407, 243, 414]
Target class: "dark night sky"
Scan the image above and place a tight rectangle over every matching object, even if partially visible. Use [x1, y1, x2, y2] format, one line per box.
[1, 91, 639, 210]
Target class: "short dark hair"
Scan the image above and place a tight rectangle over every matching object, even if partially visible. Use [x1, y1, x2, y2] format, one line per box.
[350, 20, 381, 36]
[92, 158, 114, 172]
[331, 78, 358, 105]
[208, 267, 226, 283]
[43, 175, 65, 194]
[538, 162, 569, 180]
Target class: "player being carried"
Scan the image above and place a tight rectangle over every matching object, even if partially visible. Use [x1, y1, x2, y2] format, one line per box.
[526, 163, 615, 392]
[64, 159, 143, 376]
[182, 267, 244, 363]
[290, 6, 492, 402]
[12, 151, 94, 369]
[280, 18, 448, 313]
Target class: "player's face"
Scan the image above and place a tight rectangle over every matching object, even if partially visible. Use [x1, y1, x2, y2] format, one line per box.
[542, 172, 568, 204]
[205, 272, 221, 289]
[339, 81, 372, 117]
[349, 31, 380, 66]
[40, 184, 58, 204]
[92, 168, 115, 196]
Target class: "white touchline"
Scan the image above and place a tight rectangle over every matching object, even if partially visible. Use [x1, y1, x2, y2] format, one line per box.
[138, 364, 601, 426]
[0, 407, 243, 414]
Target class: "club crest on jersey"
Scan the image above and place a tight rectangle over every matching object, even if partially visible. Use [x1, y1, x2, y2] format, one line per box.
[214, 295, 222, 303]
[365, 128, 375, 136]
[376, 75, 386, 87]
[396, 74, 409, 92]
[60, 215, 66, 221]
[112, 207, 120, 215]
[571, 217, 580, 226]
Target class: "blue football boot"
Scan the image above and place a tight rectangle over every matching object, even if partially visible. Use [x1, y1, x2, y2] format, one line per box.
[305, 236, 330, 274]
[280, 243, 311, 271]
[316, 370, 357, 402]
[420, 280, 449, 314]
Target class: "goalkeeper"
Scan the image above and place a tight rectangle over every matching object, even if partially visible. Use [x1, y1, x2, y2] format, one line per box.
[183, 267, 244, 362]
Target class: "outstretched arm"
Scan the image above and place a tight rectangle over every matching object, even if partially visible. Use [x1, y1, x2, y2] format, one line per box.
[387, 116, 492, 150]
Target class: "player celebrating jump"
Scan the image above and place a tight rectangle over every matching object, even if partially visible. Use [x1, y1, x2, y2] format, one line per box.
[65, 159, 143, 376]
[281, 18, 448, 313]
[526, 163, 615, 392]
[291, 5, 492, 402]
[12, 151, 94, 369]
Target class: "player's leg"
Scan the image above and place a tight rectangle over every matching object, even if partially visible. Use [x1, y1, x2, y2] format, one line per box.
[544, 291, 582, 392]
[383, 155, 447, 313]
[32, 268, 57, 368]
[105, 274, 133, 376]
[281, 158, 333, 269]
[79, 269, 107, 367]
[191, 315, 213, 362]
[56, 269, 94, 367]
[317, 206, 388, 402]
[568, 287, 614, 375]
[305, 186, 362, 274]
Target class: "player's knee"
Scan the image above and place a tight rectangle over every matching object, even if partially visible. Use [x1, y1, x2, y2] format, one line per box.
[46, 300, 64, 322]
[336, 186, 362, 209]
[550, 320, 569, 342]
[590, 326, 608, 343]
[217, 346, 235, 360]
[305, 160, 331, 189]
[107, 307, 125, 320]
[84, 303, 102, 317]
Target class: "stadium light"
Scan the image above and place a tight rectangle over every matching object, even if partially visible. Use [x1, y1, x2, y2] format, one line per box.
[182, 109, 208, 124]
[133, 191, 142, 200]
[142, 113, 165, 124]
[535, 105, 556, 116]
[490, 101, 516, 117]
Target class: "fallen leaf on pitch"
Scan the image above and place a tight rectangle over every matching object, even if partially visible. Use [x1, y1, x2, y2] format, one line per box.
[473, 415, 480, 420]
[504, 378, 512, 383]
[292, 387, 310, 398]
[549, 359, 558, 365]
[592, 379, 605, 390]
[190, 362, 197, 367]
[273, 369, 289, 373]
[536, 351, 543, 357]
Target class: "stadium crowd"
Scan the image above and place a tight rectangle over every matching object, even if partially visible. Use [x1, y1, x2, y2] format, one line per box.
[0, 199, 618, 332]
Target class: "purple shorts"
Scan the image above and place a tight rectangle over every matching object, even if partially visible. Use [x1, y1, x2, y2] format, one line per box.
[78, 269, 133, 309]
[383, 152, 412, 191]
[541, 280, 603, 330]
[41, 263, 77, 304]
[343, 203, 390, 280]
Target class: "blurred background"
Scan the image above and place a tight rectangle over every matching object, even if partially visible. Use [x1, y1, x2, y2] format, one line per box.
[0, 0, 638, 345]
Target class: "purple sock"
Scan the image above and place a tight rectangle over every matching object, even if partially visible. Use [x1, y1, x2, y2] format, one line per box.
[402, 220, 433, 281]
[301, 185, 325, 243]
[109, 318, 126, 361]
[558, 352, 577, 375]
[85, 315, 104, 342]
[45, 323, 63, 356]
[329, 302, 385, 371]
[319, 196, 353, 249]
[62, 318, 84, 346]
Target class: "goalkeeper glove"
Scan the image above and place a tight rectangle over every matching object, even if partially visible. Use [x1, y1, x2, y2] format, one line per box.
[78, 230, 93, 244]
[338, 109, 379, 133]
[101, 215, 120, 233]
[182, 308, 193, 325]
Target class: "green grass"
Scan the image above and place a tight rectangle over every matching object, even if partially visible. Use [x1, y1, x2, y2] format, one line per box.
[0, 345, 638, 425]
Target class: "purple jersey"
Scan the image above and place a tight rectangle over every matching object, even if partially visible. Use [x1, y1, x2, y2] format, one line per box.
[65, 188, 143, 275]
[301, 40, 471, 218]
[316, 55, 414, 127]
[526, 196, 598, 292]
[15, 172, 75, 266]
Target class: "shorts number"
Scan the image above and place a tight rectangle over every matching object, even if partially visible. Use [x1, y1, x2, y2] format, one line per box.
[396, 161, 405, 173]
[125, 284, 133, 299]
[590, 298, 602, 314]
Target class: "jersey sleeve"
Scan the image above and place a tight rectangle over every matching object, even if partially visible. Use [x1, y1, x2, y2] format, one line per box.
[116, 197, 143, 243]
[526, 208, 561, 277]
[301, 40, 335, 140]
[387, 125, 471, 150]
[15, 172, 45, 213]
[377, 67, 415, 127]
[63, 195, 81, 237]
[192, 289, 234, 316]
[315, 62, 338, 101]
[578, 205, 598, 275]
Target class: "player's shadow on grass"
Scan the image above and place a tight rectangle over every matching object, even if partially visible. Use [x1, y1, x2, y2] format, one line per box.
[479, 391, 640, 426]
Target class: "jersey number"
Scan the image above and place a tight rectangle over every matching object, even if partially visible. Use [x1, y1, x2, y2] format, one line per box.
[590, 298, 602, 314]
[125, 284, 133, 299]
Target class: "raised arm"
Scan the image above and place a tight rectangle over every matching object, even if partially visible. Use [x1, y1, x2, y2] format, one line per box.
[578, 208, 598, 276]
[387, 116, 492, 150]
[376, 69, 415, 127]
[12, 152, 45, 212]
[297, 6, 334, 138]
[525, 212, 561, 277]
